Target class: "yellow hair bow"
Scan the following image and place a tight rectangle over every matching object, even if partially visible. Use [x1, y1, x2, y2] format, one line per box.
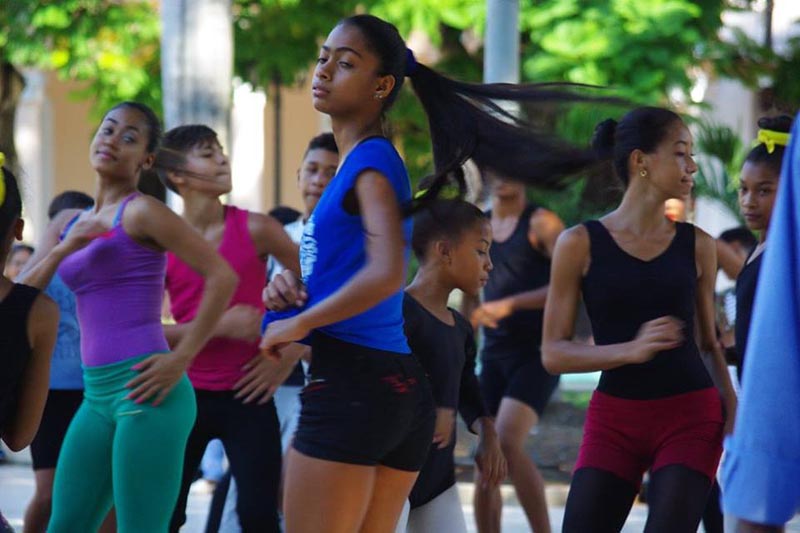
[757, 129, 790, 154]
[0, 152, 6, 206]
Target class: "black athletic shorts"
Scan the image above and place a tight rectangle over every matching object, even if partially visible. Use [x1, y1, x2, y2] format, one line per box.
[479, 355, 559, 417]
[30, 389, 84, 470]
[293, 333, 435, 472]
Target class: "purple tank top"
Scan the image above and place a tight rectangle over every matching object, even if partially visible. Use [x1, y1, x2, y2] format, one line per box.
[59, 193, 168, 367]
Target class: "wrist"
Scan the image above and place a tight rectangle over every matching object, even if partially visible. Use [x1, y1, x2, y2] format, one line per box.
[475, 417, 497, 437]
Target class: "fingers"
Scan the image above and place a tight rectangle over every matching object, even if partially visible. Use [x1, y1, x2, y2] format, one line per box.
[257, 386, 278, 405]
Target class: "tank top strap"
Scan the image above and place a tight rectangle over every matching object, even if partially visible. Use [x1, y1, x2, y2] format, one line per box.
[112, 193, 140, 227]
[582, 220, 608, 253]
[1, 284, 40, 329]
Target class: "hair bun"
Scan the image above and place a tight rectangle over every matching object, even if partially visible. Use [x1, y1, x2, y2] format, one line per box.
[592, 118, 618, 159]
[758, 114, 793, 134]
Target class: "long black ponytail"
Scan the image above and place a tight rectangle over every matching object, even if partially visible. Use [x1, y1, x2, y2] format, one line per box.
[340, 15, 618, 208]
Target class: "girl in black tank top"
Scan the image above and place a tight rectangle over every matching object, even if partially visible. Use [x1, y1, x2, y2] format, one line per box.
[542, 108, 737, 532]
[0, 163, 59, 529]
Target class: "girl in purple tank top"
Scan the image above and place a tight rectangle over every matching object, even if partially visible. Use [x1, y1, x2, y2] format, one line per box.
[18, 102, 237, 533]
[155, 124, 300, 532]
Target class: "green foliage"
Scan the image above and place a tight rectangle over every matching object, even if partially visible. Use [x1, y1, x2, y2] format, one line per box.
[519, 0, 726, 103]
[233, 0, 371, 89]
[2, 1, 162, 118]
[692, 119, 747, 223]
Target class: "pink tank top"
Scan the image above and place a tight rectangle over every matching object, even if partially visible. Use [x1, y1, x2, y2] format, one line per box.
[166, 206, 266, 390]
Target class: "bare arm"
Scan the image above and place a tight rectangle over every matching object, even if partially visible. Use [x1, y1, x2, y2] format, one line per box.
[3, 294, 58, 451]
[695, 229, 738, 433]
[472, 208, 562, 327]
[542, 226, 683, 374]
[128, 196, 238, 362]
[260, 171, 407, 350]
[249, 212, 301, 274]
[716, 239, 746, 280]
[124, 196, 237, 404]
[16, 209, 84, 289]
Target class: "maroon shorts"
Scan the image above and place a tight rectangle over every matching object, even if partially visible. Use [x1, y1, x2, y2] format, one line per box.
[574, 387, 723, 489]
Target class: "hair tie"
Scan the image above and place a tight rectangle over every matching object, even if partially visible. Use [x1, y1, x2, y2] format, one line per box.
[0, 152, 6, 206]
[414, 184, 460, 200]
[757, 129, 790, 154]
[405, 48, 418, 77]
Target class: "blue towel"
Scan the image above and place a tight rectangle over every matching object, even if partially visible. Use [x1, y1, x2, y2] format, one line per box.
[721, 113, 800, 525]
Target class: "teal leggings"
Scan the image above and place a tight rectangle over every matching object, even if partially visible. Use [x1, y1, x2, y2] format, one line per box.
[48, 353, 197, 533]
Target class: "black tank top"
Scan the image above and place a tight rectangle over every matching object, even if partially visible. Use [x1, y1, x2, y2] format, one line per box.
[0, 283, 40, 436]
[581, 221, 713, 399]
[735, 250, 763, 382]
[482, 204, 550, 361]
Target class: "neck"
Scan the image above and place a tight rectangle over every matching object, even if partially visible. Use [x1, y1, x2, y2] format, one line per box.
[492, 193, 526, 218]
[181, 191, 225, 231]
[612, 179, 672, 234]
[406, 264, 454, 315]
[93, 174, 138, 211]
[331, 115, 383, 168]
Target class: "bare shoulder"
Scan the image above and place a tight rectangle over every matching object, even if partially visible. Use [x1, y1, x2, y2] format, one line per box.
[692, 224, 716, 255]
[530, 206, 562, 227]
[555, 224, 590, 254]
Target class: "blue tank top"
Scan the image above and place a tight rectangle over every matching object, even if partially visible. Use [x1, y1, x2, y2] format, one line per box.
[299, 137, 412, 353]
[581, 220, 713, 399]
[44, 274, 83, 389]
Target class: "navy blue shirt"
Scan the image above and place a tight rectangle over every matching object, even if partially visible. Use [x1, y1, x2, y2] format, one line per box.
[299, 137, 412, 353]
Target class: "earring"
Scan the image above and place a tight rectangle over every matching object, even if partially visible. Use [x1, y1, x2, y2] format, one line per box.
[640, 169, 648, 178]
[374, 93, 384, 100]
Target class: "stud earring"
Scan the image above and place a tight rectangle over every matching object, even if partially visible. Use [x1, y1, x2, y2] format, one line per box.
[640, 169, 648, 178]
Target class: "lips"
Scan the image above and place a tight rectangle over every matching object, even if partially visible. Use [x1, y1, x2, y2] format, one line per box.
[312, 85, 330, 98]
[95, 150, 116, 161]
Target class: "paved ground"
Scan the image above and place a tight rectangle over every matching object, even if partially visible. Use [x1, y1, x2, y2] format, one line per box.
[3, 447, 799, 532]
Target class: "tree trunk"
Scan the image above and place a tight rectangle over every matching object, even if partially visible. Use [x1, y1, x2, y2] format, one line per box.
[160, 0, 233, 206]
[0, 61, 26, 174]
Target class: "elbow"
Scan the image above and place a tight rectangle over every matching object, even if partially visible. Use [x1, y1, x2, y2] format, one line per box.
[541, 342, 563, 375]
[3, 432, 32, 452]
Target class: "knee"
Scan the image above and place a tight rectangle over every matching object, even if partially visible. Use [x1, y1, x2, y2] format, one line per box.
[496, 431, 526, 460]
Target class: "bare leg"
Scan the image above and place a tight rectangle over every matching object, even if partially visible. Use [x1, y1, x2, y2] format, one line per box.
[283, 448, 375, 533]
[24, 469, 55, 533]
[495, 398, 550, 533]
[360, 465, 419, 533]
[473, 469, 502, 533]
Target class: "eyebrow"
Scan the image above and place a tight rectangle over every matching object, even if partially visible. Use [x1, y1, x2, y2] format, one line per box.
[479, 238, 491, 245]
[674, 140, 689, 146]
[103, 117, 140, 133]
[321, 45, 363, 58]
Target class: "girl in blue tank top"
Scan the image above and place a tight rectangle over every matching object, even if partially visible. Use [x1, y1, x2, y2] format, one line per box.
[260, 15, 618, 532]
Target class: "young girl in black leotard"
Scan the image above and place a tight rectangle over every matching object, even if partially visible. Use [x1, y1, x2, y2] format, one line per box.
[397, 198, 506, 532]
[543, 107, 737, 532]
[0, 163, 59, 531]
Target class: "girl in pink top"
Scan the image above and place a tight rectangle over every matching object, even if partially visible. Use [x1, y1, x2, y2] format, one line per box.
[157, 125, 300, 533]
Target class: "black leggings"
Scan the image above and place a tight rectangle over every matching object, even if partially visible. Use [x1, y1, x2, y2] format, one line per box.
[563, 465, 712, 533]
[169, 390, 282, 533]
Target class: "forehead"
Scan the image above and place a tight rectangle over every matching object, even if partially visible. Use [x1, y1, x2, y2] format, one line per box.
[190, 137, 221, 151]
[102, 107, 149, 129]
[663, 121, 692, 146]
[741, 160, 779, 183]
[323, 24, 376, 60]
[304, 148, 339, 165]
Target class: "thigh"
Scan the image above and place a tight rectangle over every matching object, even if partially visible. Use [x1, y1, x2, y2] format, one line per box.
[563, 468, 638, 533]
[495, 397, 538, 445]
[48, 402, 115, 533]
[644, 464, 711, 533]
[360, 465, 420, 533]
[406, 484, 467, 533]
[223, 399, 282, 532]
[284, 448, 375, 533]
[112, 376, 196, 533]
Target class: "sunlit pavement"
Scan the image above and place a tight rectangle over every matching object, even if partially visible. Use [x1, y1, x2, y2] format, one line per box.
[1, 448, 798, 532]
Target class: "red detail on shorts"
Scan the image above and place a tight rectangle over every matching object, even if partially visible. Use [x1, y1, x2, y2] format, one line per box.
[574, 387, 724, 489]
[381, 374, 417, 394]
[303, 382, 329, 393]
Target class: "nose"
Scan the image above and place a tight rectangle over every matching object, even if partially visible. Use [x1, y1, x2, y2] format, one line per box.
[687, 154, 698, 175]
[485, 256, 493, 272]
[315, 61, 332, 81]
